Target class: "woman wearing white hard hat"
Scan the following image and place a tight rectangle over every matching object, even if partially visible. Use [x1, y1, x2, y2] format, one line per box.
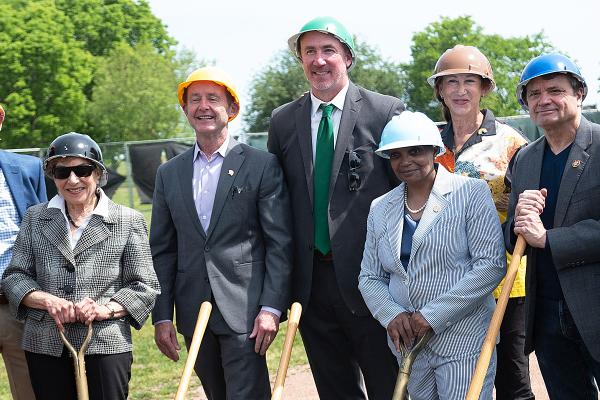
[358, 111, 505, 399]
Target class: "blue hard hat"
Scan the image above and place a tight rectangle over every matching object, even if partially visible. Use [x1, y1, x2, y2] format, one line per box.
[376, 111, 444, 159]
[517, 53, 587, 110]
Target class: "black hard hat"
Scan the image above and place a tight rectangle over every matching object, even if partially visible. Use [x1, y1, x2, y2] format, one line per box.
[45, 132, 107, 186]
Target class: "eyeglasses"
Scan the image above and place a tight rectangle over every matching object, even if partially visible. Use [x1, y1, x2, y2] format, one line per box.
[53, 164, 96, 179]
[348, 151, 361, 192]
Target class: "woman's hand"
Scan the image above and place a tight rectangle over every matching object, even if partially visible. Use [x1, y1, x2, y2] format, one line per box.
[388, 312, 415, 353]
[409, 312, 432, 339]
[75, 297, 112, 325]
[23, 292, 77, 332]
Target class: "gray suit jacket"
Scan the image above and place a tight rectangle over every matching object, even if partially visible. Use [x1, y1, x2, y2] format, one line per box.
[150, 139, 293, 336]
[504, 116, 600, 361]
[2, 198, 160, 356]
[359, 166, 505, 356]
[267, 82, 404, 316]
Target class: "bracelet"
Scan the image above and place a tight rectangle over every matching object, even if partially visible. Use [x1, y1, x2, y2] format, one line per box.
[105, 303, 116, 319]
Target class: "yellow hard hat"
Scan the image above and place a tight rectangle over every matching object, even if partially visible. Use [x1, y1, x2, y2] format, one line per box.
[177, 67, 240, 121]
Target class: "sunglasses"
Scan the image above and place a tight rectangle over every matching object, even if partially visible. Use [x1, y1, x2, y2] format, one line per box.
[53, 164, 96, 179]
[348, 151, 361, 192]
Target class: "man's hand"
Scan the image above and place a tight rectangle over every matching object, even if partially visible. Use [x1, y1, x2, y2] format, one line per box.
[154, 321, 181, 361]
[387, 312, 415, 353]
[249, 310, 279, 356]
[516, 189, 547, 218]
[514, 188, 548, 248]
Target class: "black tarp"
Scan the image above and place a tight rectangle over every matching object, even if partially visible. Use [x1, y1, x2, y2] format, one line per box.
[127, 141, 192, 203]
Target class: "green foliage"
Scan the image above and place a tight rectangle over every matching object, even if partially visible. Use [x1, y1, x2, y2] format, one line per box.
[244, 51, 309, 133]
[402, 16, 553, 120]
[244, 38, 405, 133]
[0, 0, 182, 149]
[87, 43, 180, 143]
[0, 0, 94, 148]
[54, 0, 174, 57]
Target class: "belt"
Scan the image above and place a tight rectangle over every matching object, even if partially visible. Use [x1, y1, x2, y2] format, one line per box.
[315, 251, 333, 262]
[0, 293, 8, 305]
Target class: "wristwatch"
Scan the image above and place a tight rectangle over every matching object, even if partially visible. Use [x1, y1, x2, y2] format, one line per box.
[105, 303, 116, 319]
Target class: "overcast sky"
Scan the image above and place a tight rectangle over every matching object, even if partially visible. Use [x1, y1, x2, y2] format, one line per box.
[148, 0, 599, 134]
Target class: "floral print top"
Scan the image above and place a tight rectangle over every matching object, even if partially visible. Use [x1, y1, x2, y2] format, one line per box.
[436, 109, 529, 298]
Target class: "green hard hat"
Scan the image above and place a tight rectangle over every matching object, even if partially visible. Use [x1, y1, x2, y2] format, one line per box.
[288, 16, 356, 70]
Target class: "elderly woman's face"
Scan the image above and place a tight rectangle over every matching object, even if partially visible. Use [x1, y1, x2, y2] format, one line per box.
[52, 157, 100, 206]
[388, 146, 436, 184]
[439, 73, 485, 118]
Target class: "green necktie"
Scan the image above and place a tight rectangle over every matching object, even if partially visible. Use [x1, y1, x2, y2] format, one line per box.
[314, 103, 335, 255]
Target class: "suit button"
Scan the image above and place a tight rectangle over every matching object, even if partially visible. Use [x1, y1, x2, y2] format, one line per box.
[204, 246, 210, 252]
[63, 285, 73, 294]
[65, 265, 75, 273]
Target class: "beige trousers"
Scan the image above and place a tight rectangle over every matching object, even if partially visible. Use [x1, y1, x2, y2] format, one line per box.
[0, 304, 35, 400]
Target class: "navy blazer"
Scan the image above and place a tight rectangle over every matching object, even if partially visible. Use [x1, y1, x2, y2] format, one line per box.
[0, 150, 47, 221]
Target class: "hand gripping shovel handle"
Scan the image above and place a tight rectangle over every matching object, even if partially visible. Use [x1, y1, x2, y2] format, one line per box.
[59, 324, 93, 400]
[174, 301, 212, 400]
[271, 302, 302, 400]
[466, 235, 527, 400]
[392, 329, 434, 400]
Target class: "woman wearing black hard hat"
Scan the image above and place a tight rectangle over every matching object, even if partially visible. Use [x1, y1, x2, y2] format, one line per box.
[2, 132, 160, 400]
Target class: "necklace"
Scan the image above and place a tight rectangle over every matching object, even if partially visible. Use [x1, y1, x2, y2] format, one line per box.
[404, 185, 427, 214]
[65, 206, 79, 228]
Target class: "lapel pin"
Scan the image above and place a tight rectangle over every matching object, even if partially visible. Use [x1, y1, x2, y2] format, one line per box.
[433, 205, 440, 213]
[571, 160, 581, 168]
[228, 169, 234, 176]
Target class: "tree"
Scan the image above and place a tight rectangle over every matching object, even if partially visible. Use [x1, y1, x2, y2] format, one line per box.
[402, 16, 553, 120]
[244, 38, 405, 133]
[0, 1, 94, 148]
[86, 43, 180, 143]
[54, 0, 174, 57]
[1, 0, 184, 148]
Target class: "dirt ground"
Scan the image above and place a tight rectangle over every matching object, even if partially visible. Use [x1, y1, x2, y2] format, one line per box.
[192, 354, 551, 399]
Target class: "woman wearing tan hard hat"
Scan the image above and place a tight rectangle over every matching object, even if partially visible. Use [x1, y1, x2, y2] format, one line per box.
[429, 45, 533, 400]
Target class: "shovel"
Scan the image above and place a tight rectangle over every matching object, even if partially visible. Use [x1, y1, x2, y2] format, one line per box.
[59, 324, 93, 400]
[392, 329, 434, 400]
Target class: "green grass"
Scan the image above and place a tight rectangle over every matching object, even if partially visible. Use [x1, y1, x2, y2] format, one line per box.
[0, 181, 309, 398]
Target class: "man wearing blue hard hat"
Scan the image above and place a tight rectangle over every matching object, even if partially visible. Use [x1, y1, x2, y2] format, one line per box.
[505, 53, 600, 398]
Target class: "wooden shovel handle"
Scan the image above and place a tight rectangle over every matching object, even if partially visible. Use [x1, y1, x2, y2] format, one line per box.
[465, 235, 527, 400]
[271, 302, 302, 400]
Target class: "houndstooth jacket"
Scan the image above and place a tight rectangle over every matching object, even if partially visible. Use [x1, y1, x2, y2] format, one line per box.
[1, 197, 160, 356]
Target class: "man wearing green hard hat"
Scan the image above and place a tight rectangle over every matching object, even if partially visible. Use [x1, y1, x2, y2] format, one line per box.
[268, 16, 404, 399]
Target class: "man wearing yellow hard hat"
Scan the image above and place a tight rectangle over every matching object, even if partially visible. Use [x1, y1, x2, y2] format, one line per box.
[150, 67, 293, 398]
[0, 104, 46, 400]
[268, 17, 404, 399]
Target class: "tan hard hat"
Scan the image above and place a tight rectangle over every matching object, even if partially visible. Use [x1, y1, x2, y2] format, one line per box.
[427, 45, 495, 90]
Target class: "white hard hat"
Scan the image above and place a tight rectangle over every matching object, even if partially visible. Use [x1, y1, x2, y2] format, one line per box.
[376, 111, 444, 159]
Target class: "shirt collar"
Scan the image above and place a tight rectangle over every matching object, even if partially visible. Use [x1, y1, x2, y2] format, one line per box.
[48, 188, 109, 218]
[310, 82, 349, 117]
[194, 135, 230, 162]
[440, 109, 498, 150]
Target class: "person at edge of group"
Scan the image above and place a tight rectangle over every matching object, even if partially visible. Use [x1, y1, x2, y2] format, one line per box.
[268, 16, 404, 399]
[151, 66, 293, 400]
[505, 53, 600, 399]
[429, 45, 534, 400]
[358, 111, 505, 400]
[2, 132, 160, 400]
[0, 104, 43, 400]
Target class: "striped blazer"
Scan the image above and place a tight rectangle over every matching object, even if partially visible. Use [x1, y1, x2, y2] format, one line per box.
[359, 165, 505, 356]
[2, 198, 160, 356]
